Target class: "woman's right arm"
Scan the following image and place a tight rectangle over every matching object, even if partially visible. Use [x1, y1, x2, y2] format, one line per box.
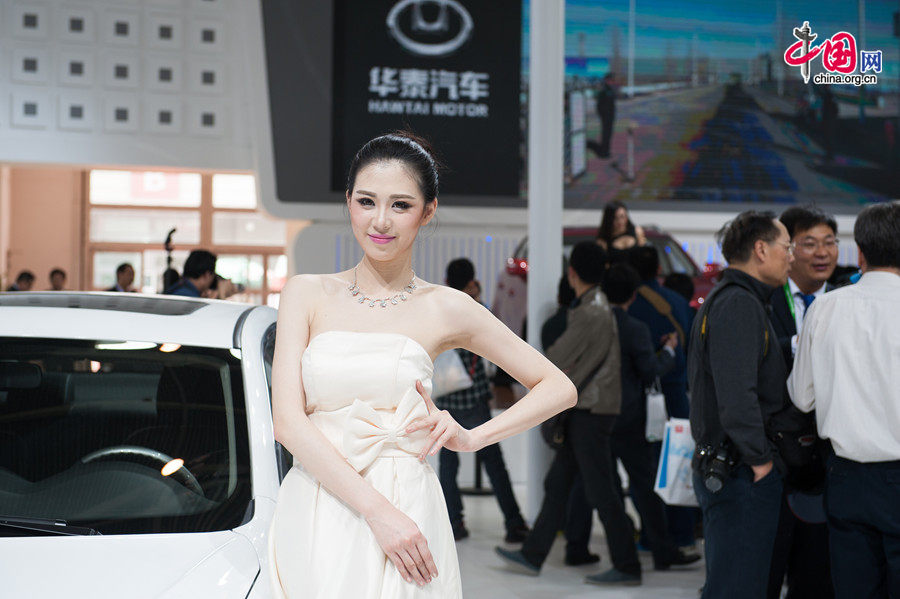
[271, 275, 438, 586]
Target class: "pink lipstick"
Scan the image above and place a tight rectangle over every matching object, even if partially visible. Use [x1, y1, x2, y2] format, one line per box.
[369, 234, 395, 245]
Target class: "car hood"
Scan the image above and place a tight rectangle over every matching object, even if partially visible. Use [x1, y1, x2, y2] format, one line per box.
[0, 530, 259, 598]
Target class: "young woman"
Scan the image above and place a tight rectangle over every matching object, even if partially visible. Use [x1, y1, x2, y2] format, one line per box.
[267, 133, 576, 598]
[596, 201, 646, 252]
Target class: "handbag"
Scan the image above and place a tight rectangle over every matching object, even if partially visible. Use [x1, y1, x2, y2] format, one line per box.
[654, 418, 699, 506]
[431, 349, 474, 399]
[540, 357, 606, 450]
[645, 378, 667, 442]
[540, 410, 570, 450]
[767, 403, 826, 492]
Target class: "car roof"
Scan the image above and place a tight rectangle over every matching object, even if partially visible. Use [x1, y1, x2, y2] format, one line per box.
[0, 292, 274, 349]
[562, 225, 668, 239]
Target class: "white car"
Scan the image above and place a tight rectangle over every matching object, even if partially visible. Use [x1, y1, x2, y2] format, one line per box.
[0, 292, 289, 598]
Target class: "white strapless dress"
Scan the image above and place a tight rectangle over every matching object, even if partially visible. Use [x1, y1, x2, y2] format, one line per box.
[268, 331, 462, 598]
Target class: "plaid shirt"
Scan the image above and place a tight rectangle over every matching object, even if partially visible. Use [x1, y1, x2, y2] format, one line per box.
[434, 348, 492, 411]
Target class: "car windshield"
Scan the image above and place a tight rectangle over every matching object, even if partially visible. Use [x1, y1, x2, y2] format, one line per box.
[0, 338, 251, 536]
[646, 237, 699, 277]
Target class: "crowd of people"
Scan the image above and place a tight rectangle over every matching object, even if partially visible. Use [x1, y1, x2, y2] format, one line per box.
[435, 200, 899, 596]
[3, 249, 241, 300]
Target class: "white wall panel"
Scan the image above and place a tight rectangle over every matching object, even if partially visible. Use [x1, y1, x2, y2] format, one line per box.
[10, 90, 50, 128]
[11, 4, 48, 40]
[12, 47, 49, 83]
[57, 92, 95, 131]
[57, 7, 96, 44]
[58, 49, 94, 87]
[0, 0, 257, 170]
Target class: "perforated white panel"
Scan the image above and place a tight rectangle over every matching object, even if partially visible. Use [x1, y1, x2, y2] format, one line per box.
[0, 0, 259, 171]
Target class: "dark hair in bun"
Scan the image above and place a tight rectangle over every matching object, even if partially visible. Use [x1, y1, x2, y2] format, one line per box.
[346, 131, 440, 204]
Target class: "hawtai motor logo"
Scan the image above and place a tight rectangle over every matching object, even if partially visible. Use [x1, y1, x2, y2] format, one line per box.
[784, 21, 882, 86]
[386, 0, 474, 58]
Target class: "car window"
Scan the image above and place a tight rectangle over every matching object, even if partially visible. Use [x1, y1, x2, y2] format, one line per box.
[514, 237, 528, 260]
[663, 241, 699, 276]
[0, 337, 251, 536]
[262, 324, 293, 483]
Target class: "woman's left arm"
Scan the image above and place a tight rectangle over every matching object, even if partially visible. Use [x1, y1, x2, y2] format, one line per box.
[408, 290, 576, 456]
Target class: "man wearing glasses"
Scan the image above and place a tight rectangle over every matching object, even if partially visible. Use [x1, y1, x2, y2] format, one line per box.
[688, 211, 794, 599]
[765, 206, 839, 599]
[771, 207, 840, 364]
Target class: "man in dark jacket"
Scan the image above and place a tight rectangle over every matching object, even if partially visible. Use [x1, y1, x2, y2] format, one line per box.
[106, 262, 136, 293]
[164, 250, 217, 298]
[497, 242, 642, 587]
[607, 264, 699, 570]
[628, 245, 696, 548]
[766, 206, 838, 599]
[688, 211, 793, 599]
[593, 73, 616, 158]
[5, 270, 34, 292]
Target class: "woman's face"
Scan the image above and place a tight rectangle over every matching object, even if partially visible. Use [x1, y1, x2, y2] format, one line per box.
[346, 160, 436, 262]
[613, 207, 629, 235]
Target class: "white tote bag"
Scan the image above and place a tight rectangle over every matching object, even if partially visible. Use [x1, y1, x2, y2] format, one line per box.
[431, 349, 474, 399]
[654, 418, 699, 507]
[644, 379, 667, 442]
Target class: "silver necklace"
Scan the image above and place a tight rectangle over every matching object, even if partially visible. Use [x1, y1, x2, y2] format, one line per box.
[348, 266, 417, 308]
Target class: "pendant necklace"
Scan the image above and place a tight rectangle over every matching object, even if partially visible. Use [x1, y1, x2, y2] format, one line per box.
[348, 265, 417, 308]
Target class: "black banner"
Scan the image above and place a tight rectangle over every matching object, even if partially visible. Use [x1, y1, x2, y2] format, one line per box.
[331, 0, 522, 197]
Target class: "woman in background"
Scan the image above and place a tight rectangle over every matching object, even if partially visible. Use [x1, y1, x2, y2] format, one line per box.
[596, 201, 646, 252]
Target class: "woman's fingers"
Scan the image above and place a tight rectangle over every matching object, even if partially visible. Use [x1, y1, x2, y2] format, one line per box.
[419, 420, 448, 459]
[390, 552, 414, 584]
[416, 538, 439, 579]
[428, 427, 457, 456]
[409, 547, 434, 584]
[399, 549, 428, 586]
[416, 380, 438, 413]
[406, 413, 438, 434]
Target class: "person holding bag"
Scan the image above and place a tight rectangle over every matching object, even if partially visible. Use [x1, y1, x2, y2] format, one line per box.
[562, 264, 697, 571]
[435, 258, 528, 544]
[496, 242, 644, 587]
[628, 245, 697, 549]
[605, 264, 698, 570]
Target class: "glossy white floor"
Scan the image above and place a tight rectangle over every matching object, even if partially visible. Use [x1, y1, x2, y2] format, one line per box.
[455, 483, 706, 598]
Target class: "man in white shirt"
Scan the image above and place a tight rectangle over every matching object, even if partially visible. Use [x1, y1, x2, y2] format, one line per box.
[789, 200, 900, 598]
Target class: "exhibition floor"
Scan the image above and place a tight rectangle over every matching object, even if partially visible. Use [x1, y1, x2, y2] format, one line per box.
[458, 484, 706, 598]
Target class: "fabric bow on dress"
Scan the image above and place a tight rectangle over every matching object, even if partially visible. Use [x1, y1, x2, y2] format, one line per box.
[343, 387, 431, 472]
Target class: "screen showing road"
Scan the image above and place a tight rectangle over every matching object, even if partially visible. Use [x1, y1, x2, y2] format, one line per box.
[553, 0, 899, 211]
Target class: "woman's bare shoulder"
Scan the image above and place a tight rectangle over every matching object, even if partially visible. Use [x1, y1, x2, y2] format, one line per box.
[280, 273, 351, 305]
[421, 284, 490, 328]
[284, 272, 351, 291]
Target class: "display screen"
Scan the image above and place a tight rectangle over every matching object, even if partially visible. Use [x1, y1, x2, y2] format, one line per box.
[553, 0, 899, 211]
[262, 0, 898, 213]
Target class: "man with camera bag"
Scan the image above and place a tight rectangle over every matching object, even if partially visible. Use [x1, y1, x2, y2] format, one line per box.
[688, 212, 793, 599]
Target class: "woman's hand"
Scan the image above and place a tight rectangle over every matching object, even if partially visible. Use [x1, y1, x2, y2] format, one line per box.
[365, 506, 438, 586]
[407, 380, 481, 457]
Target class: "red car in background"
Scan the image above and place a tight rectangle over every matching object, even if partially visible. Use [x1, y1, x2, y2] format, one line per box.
[500, 226, 722, 312]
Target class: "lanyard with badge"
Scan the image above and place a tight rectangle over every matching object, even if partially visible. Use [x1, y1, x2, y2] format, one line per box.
[782, 284, 798, 324]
